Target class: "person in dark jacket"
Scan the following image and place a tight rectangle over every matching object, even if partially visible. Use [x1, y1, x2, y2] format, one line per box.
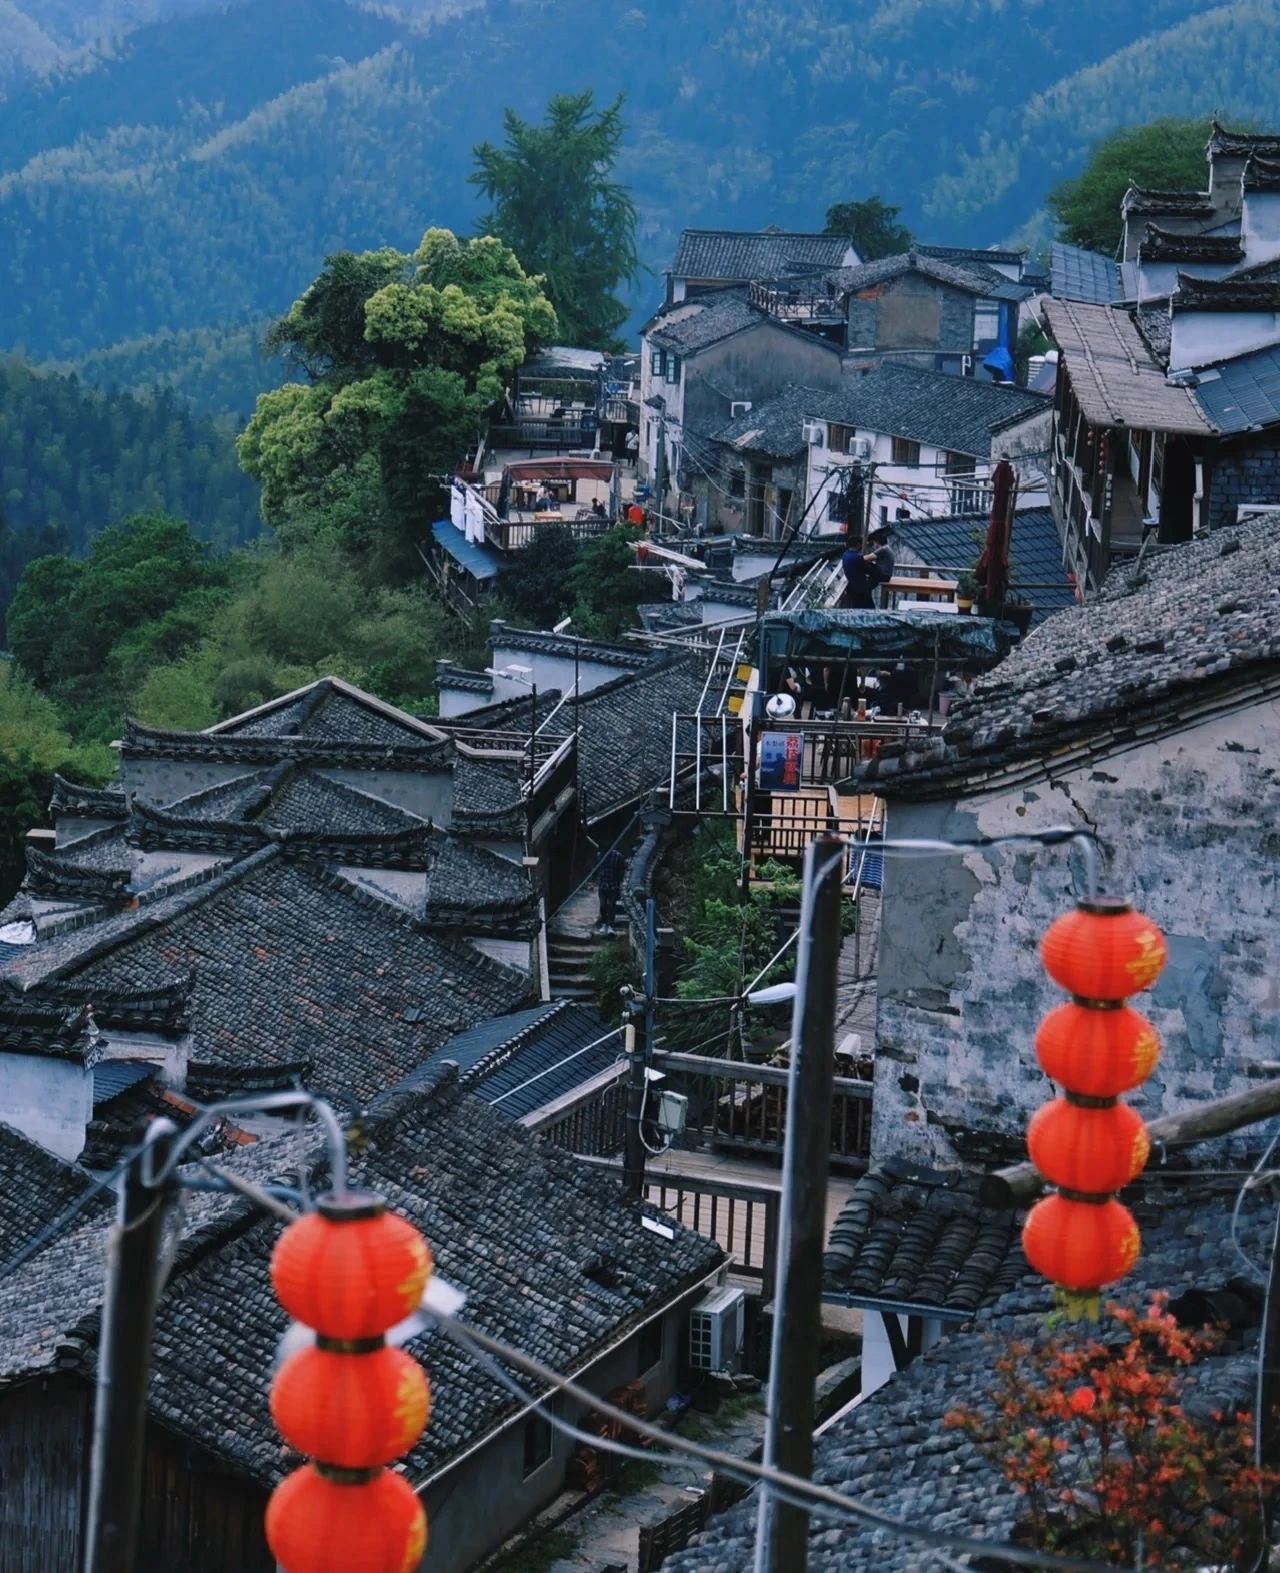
[867, 526, 895, 587]
[595, 846, 625, 931]
[840, 538, 880, 609]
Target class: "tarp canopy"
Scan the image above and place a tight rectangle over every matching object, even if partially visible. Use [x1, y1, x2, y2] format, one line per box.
[761, 609, 1013, 667]
[432, 519, 502, 582]
[502, 457, 615, 484]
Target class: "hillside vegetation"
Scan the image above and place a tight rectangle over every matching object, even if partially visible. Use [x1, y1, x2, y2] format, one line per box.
[1, 0, 1274, 410]
[0, 357, 260, 634]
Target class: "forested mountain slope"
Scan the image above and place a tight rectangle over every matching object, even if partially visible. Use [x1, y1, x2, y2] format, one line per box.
[0, 357, 259, 634]
[1, 0, 1275, 411]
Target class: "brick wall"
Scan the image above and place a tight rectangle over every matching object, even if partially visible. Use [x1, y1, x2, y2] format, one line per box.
[845, 275, 976, 355]
[871, 692, 1280, 1166]
[1205, 433, 1280, 531]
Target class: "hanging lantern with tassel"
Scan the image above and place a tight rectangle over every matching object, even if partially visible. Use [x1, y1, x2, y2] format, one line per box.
[266, 1194, 433, 1573]
[1022, 899, 1167, 1302]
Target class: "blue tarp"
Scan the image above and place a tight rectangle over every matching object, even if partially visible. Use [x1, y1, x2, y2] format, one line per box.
[431, 520, 502, 582]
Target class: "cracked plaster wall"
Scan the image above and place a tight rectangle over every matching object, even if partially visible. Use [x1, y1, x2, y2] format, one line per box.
[872, 695, 1280, 1165]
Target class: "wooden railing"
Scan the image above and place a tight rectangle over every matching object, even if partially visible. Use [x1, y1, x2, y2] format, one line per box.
[483, 514, 614, 552]
[652, 1050, 872, 1169]
[523, 1064, 629, 1157]
[645, 1172, 780, 1297]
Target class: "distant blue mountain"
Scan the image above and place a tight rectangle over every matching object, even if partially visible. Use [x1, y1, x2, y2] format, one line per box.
[1, 0, 1276, 412]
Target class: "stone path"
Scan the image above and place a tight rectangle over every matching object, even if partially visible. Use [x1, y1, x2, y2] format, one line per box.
[542, 1397, 768, 1573]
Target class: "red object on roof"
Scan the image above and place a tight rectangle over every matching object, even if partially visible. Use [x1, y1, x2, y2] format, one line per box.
[977, 459, 1015, 606]
[502, 457, 616, 483]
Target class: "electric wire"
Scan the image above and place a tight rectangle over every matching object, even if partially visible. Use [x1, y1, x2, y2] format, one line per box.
[431, 1308, 1122, 1573]
[1230, 1121, 1280, 1281]
[0, 1138, 145, 1284]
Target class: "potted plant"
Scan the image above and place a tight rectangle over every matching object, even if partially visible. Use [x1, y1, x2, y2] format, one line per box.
[955, 571, 979, 613]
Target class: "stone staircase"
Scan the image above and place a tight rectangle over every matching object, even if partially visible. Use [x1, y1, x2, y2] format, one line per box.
[547, 930, 608, 1001]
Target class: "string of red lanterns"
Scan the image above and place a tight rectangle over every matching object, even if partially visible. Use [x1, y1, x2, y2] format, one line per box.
[1021, 899, 1168, 1298]
[265, 1195, 434, 1573]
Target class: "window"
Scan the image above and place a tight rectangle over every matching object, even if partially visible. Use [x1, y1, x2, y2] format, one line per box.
[973, 301, 1000, 349]
[944, 450, 975, 476]
[666, 353, 681, 385]
[891, 436, 920, 465]
[650, 347, 665, 377]
[827, 487, 850, 523]
[522, 1410, 553, 1477]
[827, 422, 856, 455]
[730, 468, 745, 498]
[879, 504, 889, 525]
[638, 1317, 664, 1375]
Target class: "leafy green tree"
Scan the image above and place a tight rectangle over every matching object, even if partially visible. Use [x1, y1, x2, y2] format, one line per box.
[7, 514, 231, 735]
[1048, 118, 1212, 253]
[471, 91, 638, 350]
[240, 229, 555, 571]
[497, 525, 579, 629]
[0, 663, 113, 903]
[568, 525, 648, 639]
[823, 196, 914, 260]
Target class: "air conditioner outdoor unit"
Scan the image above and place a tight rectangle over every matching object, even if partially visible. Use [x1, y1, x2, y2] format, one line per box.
[850, 436, 873, 461]
[801, 421, 825, 445]
[730, 400, 753, 417]
[688, 1285, 746, 1373]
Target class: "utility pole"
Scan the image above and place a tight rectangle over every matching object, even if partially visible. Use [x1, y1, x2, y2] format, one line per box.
[755, 836, 843, 1573]
[623, 897, 658, 1201]
[84, 1119, 178, 1573]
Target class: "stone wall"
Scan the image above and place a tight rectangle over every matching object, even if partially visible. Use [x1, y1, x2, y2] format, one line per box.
[845, 275, 975, 356]
[872, 694, 1280, 1165]
[1204, 434, 1280, 532]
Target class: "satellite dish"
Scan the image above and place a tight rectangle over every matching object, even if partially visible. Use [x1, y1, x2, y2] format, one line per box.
[765, 692, 796, 719]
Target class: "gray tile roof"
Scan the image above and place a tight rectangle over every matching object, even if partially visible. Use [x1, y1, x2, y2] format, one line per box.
[432, 999, 622, 1120]
[1192, 341, 1280, 433]
[1121, 184, 1215, 219]
[0, 1069, 722, 1489]
[490, 622, 649, 671]
[827, 252, 1027, 302]
[892, 509, 1073, 624]
[48, 775, 126, 821]
[1049, 241, 1121, 305]
[210, 677, 448, 748]
[1137, 226, 1243, 265]
[717, 369, 1048, 462]
[859, 513, 1280, 798]
[672, 229, 852, 282]
[665, 1184, 1274, 1573]
[824, 1158, 1024, 1314]
[573, 651, 711, 823]
[0, 1119, 99, 1269]
[1174, 272, 1280, 313]
[916, 244, 1025, 268]
[711, 384, 817, 458]
[1209, 120, 1280, 159]
[3, 849, 531, 1101]
[257, 770, 423, 837]
[1134, 300, 1172, 363]
[647, 290, 766, 355]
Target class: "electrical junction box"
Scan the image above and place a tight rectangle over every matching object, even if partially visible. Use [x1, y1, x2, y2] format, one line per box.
[653, 1089, 688, 1136]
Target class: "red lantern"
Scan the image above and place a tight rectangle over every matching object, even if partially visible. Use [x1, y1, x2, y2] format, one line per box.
[1041, 901, 1167, 1000]
[271, 1346, 431, 1469]
[1026, 1099, 1150, 1194]
[266, 1465, 426, 1573]
[1035, 1002, 1161, 1097]
[1022, 1194, 1140, 1291]
[272, 1197, 432, 1339]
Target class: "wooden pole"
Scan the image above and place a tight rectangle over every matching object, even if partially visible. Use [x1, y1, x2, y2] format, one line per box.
[84, 1120, 177, 1573]
[980, 1078, 1280, 1209]
[754, 835, 843, 1573]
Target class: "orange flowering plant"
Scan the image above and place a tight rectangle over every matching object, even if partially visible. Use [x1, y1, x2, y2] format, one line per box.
[945, 1295, 1279, 1569]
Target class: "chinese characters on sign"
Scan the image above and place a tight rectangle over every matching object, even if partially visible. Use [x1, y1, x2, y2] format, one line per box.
[759, 731, 804, 791]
